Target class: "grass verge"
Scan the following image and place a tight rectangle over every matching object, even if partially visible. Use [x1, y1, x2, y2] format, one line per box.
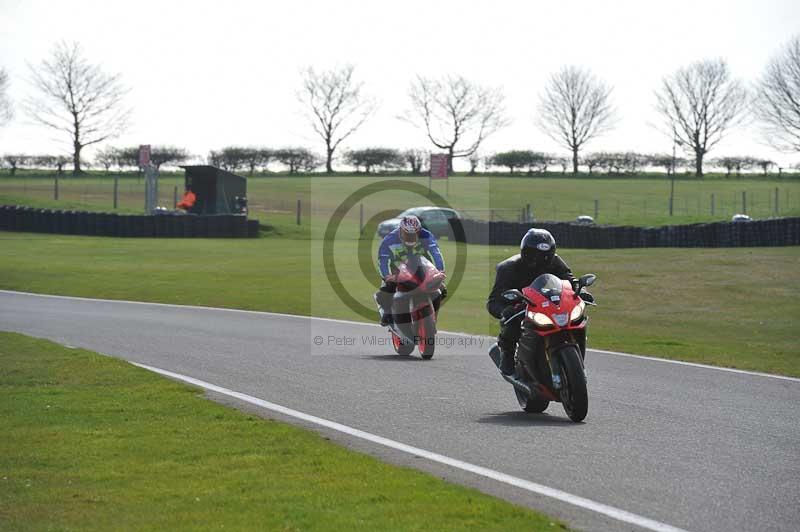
[1, 232, 798, 376]
[3, 173, 800, 227]
[0, 332, 564, 531]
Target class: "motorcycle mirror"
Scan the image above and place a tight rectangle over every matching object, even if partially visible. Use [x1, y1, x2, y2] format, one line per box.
[579, 273, 597, 288]
[580, 292, 596, 304]
[502, 289, 523, 302]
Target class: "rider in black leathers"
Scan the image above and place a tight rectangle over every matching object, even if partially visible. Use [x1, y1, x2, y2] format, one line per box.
[486, 228, 577, 375]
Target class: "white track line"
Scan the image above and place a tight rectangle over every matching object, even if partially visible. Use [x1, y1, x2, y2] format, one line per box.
[133, 361, 691, 532]
[3, 289, 798, 383]
[589, 348, 800, 383]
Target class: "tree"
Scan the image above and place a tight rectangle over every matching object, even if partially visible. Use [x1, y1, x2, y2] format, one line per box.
[755, 35, 800, 152]
[213, 147, 246, 171]
[556, 156, 570, 174]
[149, 146, 189, 170]
[0, 68, 12, 126]
[711, 156, 739, 177]
[25, 41, 130, 175]
[298, 65, 375, 174]
[536, 66, 617, 174]
[32, 154, 70, 174]
[710, 156, 758, 177]
[526, 152, 550, 174]
[94, 147, 117, 175]
[274, 147, 320, 175]
[468, 152, 482, 175]
[756, 159, 775, 175]
[599, 152, 625, 174]
[405, 75, 508, 172]
[242, 148, 271, 175]
[488, 150, 538, 174]
[655, 58, 747, 177]
[621, 152, 647, 174]
[403, 149, 427, 175]
[344, 148, 403, 174]
[582, 152, 606, 175]
[114, 147, 140, 170]
[648, 153, 689, 175]
[3, 154, 28, 176]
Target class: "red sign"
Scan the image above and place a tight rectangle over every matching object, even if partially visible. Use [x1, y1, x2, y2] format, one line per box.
[138, 144, 151, 167]
[430, 154, 448, 179]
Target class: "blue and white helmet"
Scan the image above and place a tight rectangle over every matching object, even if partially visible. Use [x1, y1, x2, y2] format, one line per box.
[399, 215, 422, 246]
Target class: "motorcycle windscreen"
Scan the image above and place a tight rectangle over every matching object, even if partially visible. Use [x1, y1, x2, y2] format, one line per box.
[396, 255, 437, 291]
[529, 273, 563, 297]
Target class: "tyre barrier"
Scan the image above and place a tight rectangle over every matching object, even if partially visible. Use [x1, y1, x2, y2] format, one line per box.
[0, 206, 258, 238]
[456, 217, 800, 248]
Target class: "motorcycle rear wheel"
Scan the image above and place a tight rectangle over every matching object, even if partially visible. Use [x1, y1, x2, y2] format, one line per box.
[514, 363, 549, 413]
[558, 345, 588, 422]
[391, 331, 414, 356]
[515, 388, 550, 413]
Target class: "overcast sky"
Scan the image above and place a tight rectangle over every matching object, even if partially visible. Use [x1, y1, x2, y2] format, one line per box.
[1, 0, 799, 169]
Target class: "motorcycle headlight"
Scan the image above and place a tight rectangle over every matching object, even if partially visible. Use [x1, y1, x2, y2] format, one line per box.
[570, 301, 586, 323]
[527, 310, 555, 329]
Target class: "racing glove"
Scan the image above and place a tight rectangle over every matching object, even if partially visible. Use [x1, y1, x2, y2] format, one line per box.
[500, 302, 526, 323]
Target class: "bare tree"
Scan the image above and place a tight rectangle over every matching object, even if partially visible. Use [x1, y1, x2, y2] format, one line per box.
[655, 58, 747, 177]
[404, 75, 508, 173]
[0, 68, 12, 126]
[403, 149, 427, 175]
[25, 41, 130, 175]
[298, 65, 375, 174]
[94, 146, 117, 175]
[755, 35, 800, 152]
[3, 154, 28, 176]
[536, 66, 617, 174]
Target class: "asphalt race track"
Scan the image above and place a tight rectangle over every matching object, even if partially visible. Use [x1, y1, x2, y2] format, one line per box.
[2, 290, 798, 532]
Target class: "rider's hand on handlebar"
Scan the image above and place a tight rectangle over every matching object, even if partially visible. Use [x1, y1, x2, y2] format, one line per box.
[501, 302, 526, 322]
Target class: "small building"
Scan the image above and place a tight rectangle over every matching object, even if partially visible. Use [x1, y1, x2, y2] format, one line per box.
[180, 165, 247, 215]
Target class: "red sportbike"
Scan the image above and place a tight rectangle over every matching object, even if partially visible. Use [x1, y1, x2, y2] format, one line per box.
[489, 273, 597, 422]
[385, 255, 446, 359]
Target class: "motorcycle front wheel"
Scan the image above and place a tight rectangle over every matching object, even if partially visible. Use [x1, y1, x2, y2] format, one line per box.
[417, 312, 436, 360]
[558, 345, 588, 422]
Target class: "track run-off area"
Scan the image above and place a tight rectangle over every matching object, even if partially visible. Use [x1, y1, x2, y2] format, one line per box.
[1, 290, 798, 532]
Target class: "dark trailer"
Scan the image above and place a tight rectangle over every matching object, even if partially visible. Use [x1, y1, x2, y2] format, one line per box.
[180, 165, 247, 215]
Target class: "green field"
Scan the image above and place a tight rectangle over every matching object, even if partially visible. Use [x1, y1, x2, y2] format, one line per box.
[3, 172, 800, 230]
[0, 332, 563, 531]
[2, 232, 798, 376]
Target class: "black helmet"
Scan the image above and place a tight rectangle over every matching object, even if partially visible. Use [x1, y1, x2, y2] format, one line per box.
[520, 228, 556, 268]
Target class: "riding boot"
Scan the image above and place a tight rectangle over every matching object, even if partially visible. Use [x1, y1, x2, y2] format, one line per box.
[497, 314, 523, 376]
[499, 347, 516, 376]
[375, 284, 395, 326]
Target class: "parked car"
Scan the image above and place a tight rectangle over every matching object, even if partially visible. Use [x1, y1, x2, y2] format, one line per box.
[377, 206, 462, 240]
[575, 215, 595, 225]
[731, 214, 753, 222]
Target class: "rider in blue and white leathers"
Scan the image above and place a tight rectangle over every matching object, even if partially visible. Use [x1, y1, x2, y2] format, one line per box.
[375, 215, 445, 326]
